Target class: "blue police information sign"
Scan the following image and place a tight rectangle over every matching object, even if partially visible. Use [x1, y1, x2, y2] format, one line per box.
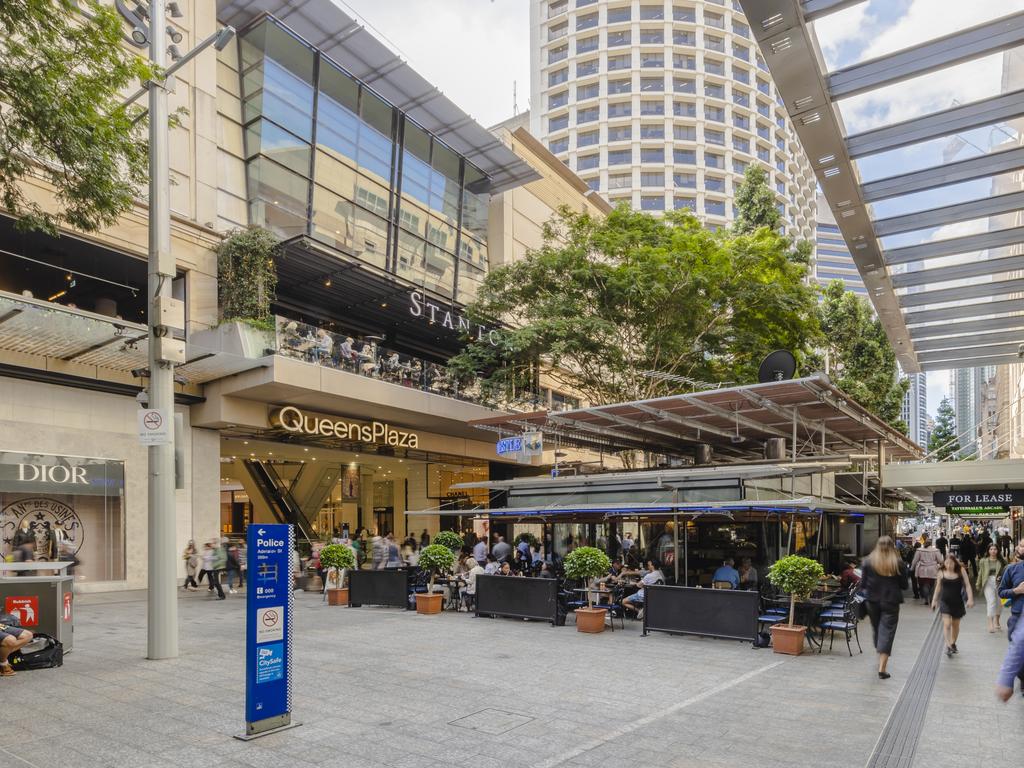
[239, 523, 300, 739]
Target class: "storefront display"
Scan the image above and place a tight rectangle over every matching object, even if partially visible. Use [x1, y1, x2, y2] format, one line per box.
[0, 452, 125, 583]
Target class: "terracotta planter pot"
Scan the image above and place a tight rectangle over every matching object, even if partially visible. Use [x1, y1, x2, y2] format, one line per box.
[769, 624, 807, 655]
[326, 588, 348, 606]
[575, 607, 607, 634]
[416, 592, 444, 615]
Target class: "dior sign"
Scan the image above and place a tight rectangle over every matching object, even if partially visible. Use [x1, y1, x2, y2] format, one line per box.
[17, 464, 88, 485]
[408, 290, 501, 346]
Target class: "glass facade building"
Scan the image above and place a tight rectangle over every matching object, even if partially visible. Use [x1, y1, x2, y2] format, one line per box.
[238, 19, 491, 304]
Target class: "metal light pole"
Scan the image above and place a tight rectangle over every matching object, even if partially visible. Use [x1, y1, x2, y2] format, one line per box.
[146, 0, 178, 661]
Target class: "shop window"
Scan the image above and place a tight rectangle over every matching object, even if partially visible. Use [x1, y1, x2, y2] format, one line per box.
[1, 452, 125, 583]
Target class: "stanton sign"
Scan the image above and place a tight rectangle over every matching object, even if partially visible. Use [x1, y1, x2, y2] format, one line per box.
[270, 405, 419, 449]
[408, 290, 501, 347]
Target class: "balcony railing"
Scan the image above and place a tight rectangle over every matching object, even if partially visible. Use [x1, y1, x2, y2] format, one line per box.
[274, 317, 552, 413]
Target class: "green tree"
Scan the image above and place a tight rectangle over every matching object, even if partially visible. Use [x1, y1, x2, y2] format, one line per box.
[448, 205, 820, 406]
[0, 1, 153, 233]
[812, 280, 908, 431]
[733, 165, 781, 234]
[927, 397, 959, 460]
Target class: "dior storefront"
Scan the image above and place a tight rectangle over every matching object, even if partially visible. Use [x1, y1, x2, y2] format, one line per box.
[0, 452, 126, 582]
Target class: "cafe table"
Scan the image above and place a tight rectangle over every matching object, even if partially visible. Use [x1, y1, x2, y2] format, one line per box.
[767, 595, 832, 649]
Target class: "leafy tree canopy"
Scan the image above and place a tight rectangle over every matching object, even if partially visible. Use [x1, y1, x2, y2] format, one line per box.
[0, 1, 152, 233]
[448, 205, 820, 406]
[927, 397, 959, 461]
[810, 280, 909, 431]
[733, 165, 781, 234]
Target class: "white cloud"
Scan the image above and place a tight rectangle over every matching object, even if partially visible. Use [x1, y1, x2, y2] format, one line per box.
[334, 0, 530, 128]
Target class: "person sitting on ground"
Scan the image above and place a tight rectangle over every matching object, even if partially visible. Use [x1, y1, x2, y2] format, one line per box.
[622, 561, 664, 617]
[738, 558, 759, 590]
[841, 560, 862, 591]
[711, 558, 740, 589]
[0, 615, 33, 676]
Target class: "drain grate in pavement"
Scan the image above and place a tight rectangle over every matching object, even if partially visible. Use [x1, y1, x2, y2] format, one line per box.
[865, 614, 944, 768]
[449, 708, 534, 735]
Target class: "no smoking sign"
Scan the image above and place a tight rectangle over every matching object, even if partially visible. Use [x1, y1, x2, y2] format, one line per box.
[137, 408, 172, 445]
[256, 606, 284, 644]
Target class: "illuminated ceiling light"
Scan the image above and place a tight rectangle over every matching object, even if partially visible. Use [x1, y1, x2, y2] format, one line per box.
[303, 447, 308, 452]
[249, 452, 255, 457]
[243, 441, 249, 445]
[312, 457, 317, 461]
[324, 278, 331, 287]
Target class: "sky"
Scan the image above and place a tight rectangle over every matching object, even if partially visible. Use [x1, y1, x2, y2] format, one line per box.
[338, 0, 1023, 417]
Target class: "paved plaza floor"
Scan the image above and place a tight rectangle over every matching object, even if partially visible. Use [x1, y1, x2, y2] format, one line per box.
[1, 587, 1021, 768]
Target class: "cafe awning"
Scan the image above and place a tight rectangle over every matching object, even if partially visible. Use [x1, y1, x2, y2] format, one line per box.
[405, 497, 898, 518]
[468, 375, 923, 461]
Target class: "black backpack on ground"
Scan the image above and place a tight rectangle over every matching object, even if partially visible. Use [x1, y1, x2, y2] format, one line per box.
[9, 633, 63, 670]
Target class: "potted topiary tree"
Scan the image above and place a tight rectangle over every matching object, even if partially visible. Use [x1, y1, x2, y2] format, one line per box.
[563, 546, 611, 634]
[766, 555, 825, 655]
[433, 530, 464, 553]
[319, 543, 356, 606]
[416, 543, 455, 614]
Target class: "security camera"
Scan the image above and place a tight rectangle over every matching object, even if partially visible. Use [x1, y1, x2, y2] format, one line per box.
[135, 390, 149, 406]
[130, 367, 150, 379]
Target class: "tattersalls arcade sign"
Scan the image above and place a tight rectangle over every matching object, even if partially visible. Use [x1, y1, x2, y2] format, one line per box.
[270, 406, 419, 449]
[408, 290, 501, 347]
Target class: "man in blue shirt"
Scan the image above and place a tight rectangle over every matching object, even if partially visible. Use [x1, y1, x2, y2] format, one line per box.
[712, 558, 740, 589]
[997, 539, 1024, 692]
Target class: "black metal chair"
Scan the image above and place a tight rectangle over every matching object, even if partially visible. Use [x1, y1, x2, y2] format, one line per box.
[818, 592, 862, 656]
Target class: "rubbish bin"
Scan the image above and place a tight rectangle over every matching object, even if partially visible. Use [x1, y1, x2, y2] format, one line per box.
[0, 570, 74, 653]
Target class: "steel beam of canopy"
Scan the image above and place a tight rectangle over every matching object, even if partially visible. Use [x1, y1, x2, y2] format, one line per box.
[846, 89, 1024, 159]
[891, 254, 1024, 289]
[899, 278, 1024, 308]
[874, 191, 1024, 237]
[916, 329, 1024, 353]
[630, 403, 737, 440]
[587, 409, 699, 444]
[909, 315, 1024, 339]
[827, 13, 1024, 99]
[862, 146, 1024, 203]
[734, 388, 860, 451]
[677, 394, 790, 438]
[920, 352, 1023, 371]
[918, 345, 1024, 365]
[904, 298, 1023, 325]
[801, 0, 866, 22]
[885, 225, 1024, 265]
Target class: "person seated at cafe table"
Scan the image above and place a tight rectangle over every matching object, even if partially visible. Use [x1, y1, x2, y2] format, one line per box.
[497, 562, 512, 576]
[622, 561, 664, 618]
[738, 558, 759, 590]
[712, 558, 740, 589]
[484, 554, 500, 575]
[538, 563, 557, 579]
[841, 560, 862, 591]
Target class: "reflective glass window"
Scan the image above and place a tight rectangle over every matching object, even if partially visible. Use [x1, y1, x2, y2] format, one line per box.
[673, 125, 696, 140]
[673, 101, 696, 116]
[674, 196, 696, 210]
[641, 171, 663, 186]
[577, 59, 599, 76]
[608, 149, 632, 165]
[609, 78, 632, 94]
[641, 100, 664, 115]
[549, 91, 569, 109]
[673, 172, 696, 188]
[608, 54, 631, 71]
[641, 196, 665, 211]
[640, 29, 664, 44]
[461, 164, 489, 245]
[577, 35, 599, 53]
[608, 6, 631, 22]
[640, 124, 664, 139]
[641, 77, 664, 92]
[640, 147, 664, 163]
[608, 125, 632, 141]
[245, 119, 310, 177]
[673, 148, 696, 163]
[639, 5, 665, 19]
[549, 67, 569, 86]
[241, 23, 315, 142]
[608, 30, 631, 47]
[578, 129, 600, 147]
[608, 172, 631, 189]
[577, 81, 599, 100]
[608, 102, 632, 118]
[577, 154, 600, 170]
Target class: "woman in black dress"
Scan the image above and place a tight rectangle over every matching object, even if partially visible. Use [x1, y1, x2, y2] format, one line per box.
[931, 556, 974, 658]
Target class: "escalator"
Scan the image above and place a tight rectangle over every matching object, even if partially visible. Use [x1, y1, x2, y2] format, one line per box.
[243, 459, 317, 546]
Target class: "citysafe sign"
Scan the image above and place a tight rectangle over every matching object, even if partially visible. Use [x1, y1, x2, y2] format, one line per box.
[270, 406, 419, 448]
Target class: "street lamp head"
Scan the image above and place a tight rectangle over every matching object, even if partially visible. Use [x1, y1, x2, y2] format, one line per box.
[214, 26, 236, 51]
[166, 1, 184, 18]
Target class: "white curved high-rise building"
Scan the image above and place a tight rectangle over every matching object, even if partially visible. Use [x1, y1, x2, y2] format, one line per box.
[529, 0, 816, 239]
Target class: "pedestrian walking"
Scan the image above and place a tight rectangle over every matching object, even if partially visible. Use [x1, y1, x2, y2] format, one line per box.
[959, 533, 977, 580]
[225, 541, 241, 594]
[198, 541, 214, 586]
[182, 540, 199, 590]
[371, 534, 385, 570]
[976, 544, 1006, 633]
[207, 539, 226, 599]
[936, 531, 948, 559]
[998, 539, 1024, 691]
[996, 608, 1024, 701]
[861, 536, 909, 680]
[932, 556, 973, 658]
[998, 531, 1012, 559]
[905, 542, 921, 600]
[911, 538, 944, 605]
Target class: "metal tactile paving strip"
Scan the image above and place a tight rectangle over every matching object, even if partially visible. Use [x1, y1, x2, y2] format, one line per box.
[865, 614, 945, 768]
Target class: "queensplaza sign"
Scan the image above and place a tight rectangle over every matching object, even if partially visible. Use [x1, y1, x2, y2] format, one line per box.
[241, 523, 298, 739]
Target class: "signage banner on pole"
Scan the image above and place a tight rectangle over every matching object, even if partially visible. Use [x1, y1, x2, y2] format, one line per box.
[240, 523, 299, 739]
[137, 408, 172, 445]
[933, 490, 1024, 508]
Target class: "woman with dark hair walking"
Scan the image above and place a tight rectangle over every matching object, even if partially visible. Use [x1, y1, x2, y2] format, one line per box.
[861, 536, 909, 680]
[932, 556, 974, 658]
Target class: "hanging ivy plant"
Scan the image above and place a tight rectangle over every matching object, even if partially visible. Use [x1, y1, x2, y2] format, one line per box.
[216, 227, 279, 331]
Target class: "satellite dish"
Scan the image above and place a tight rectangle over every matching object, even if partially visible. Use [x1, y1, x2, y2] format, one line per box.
[758, 350, 797, 383]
